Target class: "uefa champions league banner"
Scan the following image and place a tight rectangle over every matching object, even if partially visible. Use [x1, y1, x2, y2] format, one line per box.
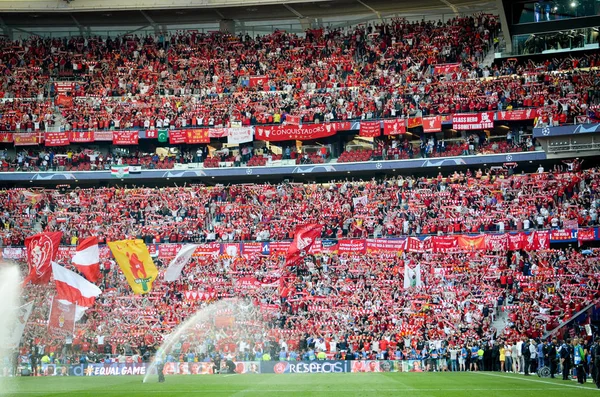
[38, 361, 260, 376]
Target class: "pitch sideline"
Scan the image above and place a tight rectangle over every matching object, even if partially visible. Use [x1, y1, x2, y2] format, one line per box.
[475, 371, 599, 391]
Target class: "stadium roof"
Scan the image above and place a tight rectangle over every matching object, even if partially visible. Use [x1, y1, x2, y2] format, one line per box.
[0, 0, 494, 29]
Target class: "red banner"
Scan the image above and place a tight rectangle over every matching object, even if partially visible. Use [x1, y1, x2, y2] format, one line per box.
[169, 129, 187, 144]
[145, 129, 158, 139]
[338, 239, 366, 254]
[452, 112, 494, 130]
[431, 236, 458, 252]
[405, 237, 423, 252]
[193, 243, 221, 256]
[496, 109, 538, 121]
[48, 297, 75, 334]
[248, 75, 267, 88]
[365, 238, 405, 253]
[93, 131, 113, 141]
[55, 94, 73, 107]
[286, 115, 301, 126]
[407, 117, 423, 129]
[0, 132, 13, 143]
[577, 228, 596, 243]
[508, 233, 524, 251]
[69, 131, 94, 143]
[359, 121, 381, 137]
[255, 123, 338, 142]
[285, 224, 322, 266]
[422, 116, 442, 133]
[14, 133, 40, 146]
[158, 244, 182, 258]
[44, 131, 70, 147]
[331, 121, 352, 132]
[112, 130, 139, 145]
[236, 276, 261, 289]
[433, 63, 461, 74]
[485, 234, 508, 251]
[383, 119, 406, 135]
[457, 235, 486, 250]
[24, 232, 62, 285]
[523, 231, 550, 250]
[186, 129, 210, 144]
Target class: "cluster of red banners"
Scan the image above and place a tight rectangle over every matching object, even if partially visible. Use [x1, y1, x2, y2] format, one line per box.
[0, 108, 547, 147]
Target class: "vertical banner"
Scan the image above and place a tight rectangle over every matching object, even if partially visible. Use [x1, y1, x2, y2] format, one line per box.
[383, 119, 406, 135]
[422, 116, 442, 133]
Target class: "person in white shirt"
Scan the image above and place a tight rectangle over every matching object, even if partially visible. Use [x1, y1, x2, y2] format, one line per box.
[537, 165, 544, 173]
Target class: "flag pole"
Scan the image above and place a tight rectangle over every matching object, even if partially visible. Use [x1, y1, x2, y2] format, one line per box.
[73, 301, 77, 335]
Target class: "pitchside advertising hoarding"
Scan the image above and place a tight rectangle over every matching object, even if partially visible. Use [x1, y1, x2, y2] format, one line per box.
[18, 360, 434, 377]
[34, 361, 261, 377]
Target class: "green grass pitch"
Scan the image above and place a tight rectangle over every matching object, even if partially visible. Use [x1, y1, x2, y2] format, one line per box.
[3, 372, 599, 396]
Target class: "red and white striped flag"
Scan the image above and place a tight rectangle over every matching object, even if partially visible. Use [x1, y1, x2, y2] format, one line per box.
[72, 236, 101, 283]
[52, 262, 102, 320]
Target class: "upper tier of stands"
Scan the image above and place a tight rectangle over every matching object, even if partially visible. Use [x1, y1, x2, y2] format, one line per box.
[0, 14, 598, 134]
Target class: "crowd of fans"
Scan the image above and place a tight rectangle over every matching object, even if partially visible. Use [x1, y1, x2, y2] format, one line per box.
[1, 13, 600, 381]
[0, 15, 599, 136]
[0, 160, 595, 247]
[0, 166, 597, 373]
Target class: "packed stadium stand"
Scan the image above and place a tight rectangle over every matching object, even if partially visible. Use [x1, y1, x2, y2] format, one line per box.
[0, 0, 599, 386]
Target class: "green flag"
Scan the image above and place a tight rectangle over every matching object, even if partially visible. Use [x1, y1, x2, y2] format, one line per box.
[158, 129, 169, 143]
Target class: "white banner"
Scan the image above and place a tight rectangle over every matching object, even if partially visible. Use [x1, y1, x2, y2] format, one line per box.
[164, 244, 199, 282]
[227, 127, 254, 145]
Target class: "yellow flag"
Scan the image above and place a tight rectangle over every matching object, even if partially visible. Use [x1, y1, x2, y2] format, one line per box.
[108, 239, 158, 295]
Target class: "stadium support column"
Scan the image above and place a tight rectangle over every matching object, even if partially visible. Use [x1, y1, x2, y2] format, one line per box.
[220, 19, 235, 35]
[497, 0, 512, 53]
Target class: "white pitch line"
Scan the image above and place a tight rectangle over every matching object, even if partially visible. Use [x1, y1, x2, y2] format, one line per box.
[1, 388, 577, 394]
[475, 371, 599, 391]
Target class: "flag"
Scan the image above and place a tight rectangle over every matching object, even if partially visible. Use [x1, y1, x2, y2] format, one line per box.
[285, 224, 323, 266]
[403, 265, 423, 289]
[158, 129, 169, 143]
[52, 261, 102, 307]
[72, 236, 101, 283]
[5, 301, 34, 349]
[48, 296, 75, 333]
[111, 165, 129, 178]
[352, 196, 368, 207]
[53, 261, 101, 321]
[164, 244, 198, 282]
[24, 232, 62, 285]
[108, 239, 158, 294]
